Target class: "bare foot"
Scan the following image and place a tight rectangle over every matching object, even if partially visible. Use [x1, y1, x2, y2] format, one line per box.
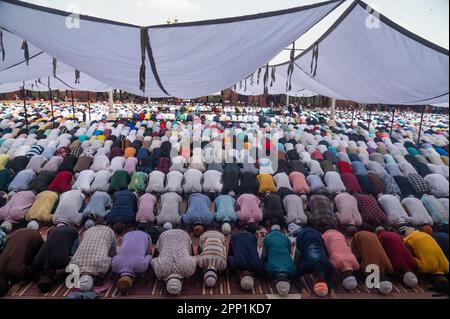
[300, 289, 310, 299]
[329, 290, 336, 299]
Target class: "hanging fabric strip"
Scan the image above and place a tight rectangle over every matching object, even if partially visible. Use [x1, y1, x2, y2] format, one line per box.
[52, 58, 57, 77]
[0, 27, 5, 61]
[286, 42, 296, 91]
[310, 42, 319, 77]
[139, 27, 147, 93]
[257, 67, 262, 85]
[75, 69, 80, 83]
[239, 80, 242, 89]
[21, 41, 29, 65]
[37, 78, 42, 84]
[312, 42, 319, 77]
[263, 63, 269, 94]
[139, 27, 170, 95]
[250, 72, 254, 86]
[47, 76, 51, 90]
[244, 78, 247, 92]
[270, 66, 276, 87]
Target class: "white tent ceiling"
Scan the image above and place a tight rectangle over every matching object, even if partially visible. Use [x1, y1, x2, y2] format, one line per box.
[0, 0, 448, 106]
[233, 1, 449, 106]
[0, 29, 112, 92]
[0, 0, 342, 98]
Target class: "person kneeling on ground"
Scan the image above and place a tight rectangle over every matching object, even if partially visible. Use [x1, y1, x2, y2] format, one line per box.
[68, 225, 117, 292]
[0, 227, 44, 296]
[322, 229, 360, 291]
[351, 230, 394, 295]
[375, 227, 418, 287]
[151, 229, 197, 296]
[181, 193, 213, 237]
[197, 230, 227, 288]
[32, 223, 79, 293]
[401, 226, 449, 295]
[106, 190, 138, 235]
[214, 194, 237, 235]
[228, 229, 263, 291]
[262, 224, 297, 296]
[111, 230, 152, 294]
[295, 227, 336, 298]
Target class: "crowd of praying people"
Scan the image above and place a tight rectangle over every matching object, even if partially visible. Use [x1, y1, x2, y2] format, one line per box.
[0, 100, 448, 299]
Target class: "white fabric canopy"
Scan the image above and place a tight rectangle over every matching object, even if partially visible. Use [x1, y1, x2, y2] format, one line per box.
[0, 0, 342, 98]
[0, 73, 112, 93]
[233, 0, 449, 105]
[0, 29, 112, 92]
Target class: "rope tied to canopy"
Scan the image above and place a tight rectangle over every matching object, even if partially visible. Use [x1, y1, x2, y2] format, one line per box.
[0, 27, 5, 61]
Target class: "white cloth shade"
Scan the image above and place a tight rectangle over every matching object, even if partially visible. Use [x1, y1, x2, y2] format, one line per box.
[0, 0, 341, 98]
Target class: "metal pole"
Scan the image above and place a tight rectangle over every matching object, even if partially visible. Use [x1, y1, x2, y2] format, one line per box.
[22, 87, 29, 130]
[417, 105, 425, 145]
[87, 92, 91, 121]
[49, 89, 55, 127]
[389, 106, 395, 137]
[71, 90, 75, 120]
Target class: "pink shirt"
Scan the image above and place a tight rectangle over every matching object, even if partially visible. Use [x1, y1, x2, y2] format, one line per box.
[334, 192, 362, 226]
[136, 193, 157, 223]
[323, 229, 359, 273]
[236, 194, 262, 224]
[289, 171, 310, 194]
[0, 191, 36, 224]
[123, 157, 138, 174]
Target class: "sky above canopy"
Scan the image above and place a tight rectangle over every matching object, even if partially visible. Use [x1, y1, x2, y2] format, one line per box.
[22, 0, 449, 64]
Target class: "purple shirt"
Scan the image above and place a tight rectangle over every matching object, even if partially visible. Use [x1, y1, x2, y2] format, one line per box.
[111, 230, 152, 277]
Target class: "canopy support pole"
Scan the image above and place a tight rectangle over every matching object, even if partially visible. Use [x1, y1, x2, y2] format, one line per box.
[351, 107, 355, 127]
[22, 87, 29, 130]
[108, 90, 115, 120]
[71, 90, 75, 120]
[417, 105, 425, 145]
[49, 89, 55, 127]
[389, 106, 395, 137]
[285, 94, 289, 107]
[330, 98, 336, 119]
[87, 92, 91, 121]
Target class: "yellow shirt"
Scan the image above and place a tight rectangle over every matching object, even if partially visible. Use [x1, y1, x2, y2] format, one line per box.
[257, 173, 277, 194]
[404, 231, 449, 275]
[26, 191, 59, 223]
[0, 154, 9, 170]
